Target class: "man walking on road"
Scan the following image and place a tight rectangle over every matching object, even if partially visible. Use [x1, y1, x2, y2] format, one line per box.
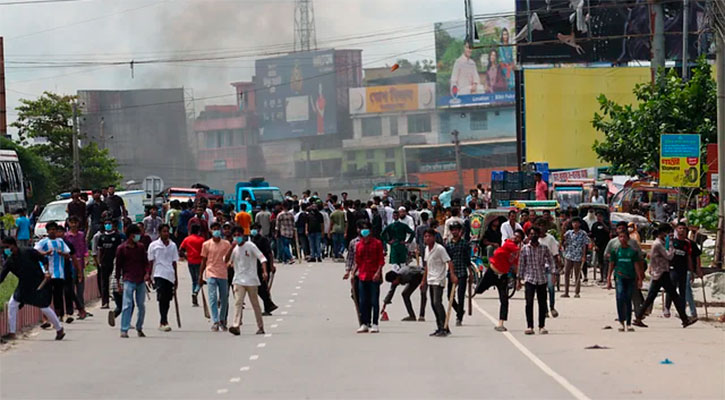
[180, 224, 204, 307]
[537, 219, 561, 318]
[1, 237, 65, 341]
[422, 229, 457, 337]
[188, 206, 210, 240]
[199, 222, 233, 332]
[251, 224, 278, 315]
[148, 224, 178, 332]
[227, 227, 268, 336]
[381, 210, 414, 272]
[14, 208, 31, 248]
[275, 202, 295, 264]
[352, 221, 384, 334]
[664, 222, 701, 319]
[34, 222, 72, 324]
[562, 217, 589, 298]
[86, 189, 107, 248]
[445, 222, 469, 326]
[105, 185, 127, 230]
[518, 227, 554, 335]
[116, 224, 151, 338]
[329, 204, 346, 260]
[501, 210, 522, 242]
[143, 206, 163, 241]
[606, 231, 642, 332]
[66, 188, 87, 232]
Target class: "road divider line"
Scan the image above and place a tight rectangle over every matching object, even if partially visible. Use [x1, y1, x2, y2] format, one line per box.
[240, 366, 250, 371]
[229, 377, 240, 383]
[264, 333, 272, 337]
[249, 355, 259, 361]
[216, 389, 228, 394]
[281, 311, 288, 315]
[472, 302, 590, 400]
[257, 343, 266, 348]
[295, 286, 301, 289]
[271, 324, 278, 328]
[285, 305, 292, 308]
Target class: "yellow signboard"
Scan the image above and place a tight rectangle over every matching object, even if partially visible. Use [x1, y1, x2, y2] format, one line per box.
[659, 134, 701, 188]
[366, 84, 419, 113]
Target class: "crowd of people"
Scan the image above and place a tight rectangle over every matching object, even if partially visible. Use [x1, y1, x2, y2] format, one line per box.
[0, 184, 707, 342]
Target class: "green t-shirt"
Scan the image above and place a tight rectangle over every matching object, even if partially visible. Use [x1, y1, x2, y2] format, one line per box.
[330, 210, 346, 234]
[611, 246, 639, 279]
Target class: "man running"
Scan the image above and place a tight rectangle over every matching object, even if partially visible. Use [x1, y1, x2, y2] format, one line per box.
[1, 237, 65, 341]
[148, 224, 178, 332]
[199, 222, 233, 332]
[227, 227, 268, 336]
[34, 222, 72, 323]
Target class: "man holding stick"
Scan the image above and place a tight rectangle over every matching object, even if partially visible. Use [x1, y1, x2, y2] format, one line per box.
[148, 224, 179, 332]
[422, 228, 457, 337]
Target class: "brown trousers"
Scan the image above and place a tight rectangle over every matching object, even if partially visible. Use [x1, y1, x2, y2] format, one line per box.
[564, 258, 583, 296]
[232, 285, 264, 330]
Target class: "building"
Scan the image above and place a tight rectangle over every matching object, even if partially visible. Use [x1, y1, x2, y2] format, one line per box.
[78, 88, 196, 187]
[192, 82, 264, 193]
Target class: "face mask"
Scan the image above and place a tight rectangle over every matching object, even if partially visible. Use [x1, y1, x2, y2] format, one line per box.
[3, 248, 11, 257]
[234, 236, 244, 244]
[628, 227, 634, 232]
[251, 229, 259, 237]
[431, 201, 437, 206]
[133, 234, 141, 242]
[212, 230, 222, 238]
[104, 224, 113, 231]
[361, 229, 371, 238]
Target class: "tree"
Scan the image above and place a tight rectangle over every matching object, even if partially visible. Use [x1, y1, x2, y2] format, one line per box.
[11, 92, 121, 192]
[592, 59, 717, 176]
[0, 136, 56, 207]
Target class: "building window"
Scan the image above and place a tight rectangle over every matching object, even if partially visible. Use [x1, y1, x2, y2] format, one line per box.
[385, 161, 396, 174]
[407, 114, 431, 134]
[385, 148, 395, 159]
[368, 162, 377, 175]
[439, 113, 450, 133]
[366, 149, 375, 160]
[205, 132, 218, 149]
[213, 160, 227, 170]
[347, 163, 356, 172]
[470, 112, 488, 131]
[389, 117, 398, 136]
[346, 152, 355, 161]
[362, 116, 383, 137]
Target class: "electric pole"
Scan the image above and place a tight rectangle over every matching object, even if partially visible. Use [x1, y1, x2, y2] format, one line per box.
[71, 102, 80, 188]
[294, 0, 317, 52]
[651, 0, 666, 80]
[452, 130, 464, 194]
[0, 37, 6, 138]
[716, 28, 725, 268]
[682, 0, 689, 80]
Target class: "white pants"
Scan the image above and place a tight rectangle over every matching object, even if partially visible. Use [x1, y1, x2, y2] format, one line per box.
[8, 296, 62, 334]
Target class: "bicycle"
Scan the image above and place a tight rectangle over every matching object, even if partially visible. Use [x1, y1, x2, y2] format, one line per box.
[466, 244, 517, 316]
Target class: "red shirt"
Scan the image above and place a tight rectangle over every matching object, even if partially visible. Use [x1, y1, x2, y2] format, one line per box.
[180, 234, 205, 264]
[522, 221, 532, 234]
[115, 241, 150, 284]
[536, 180, 548, 200]
[354, 237, 384, 281]
[187, 216, 209, 239]
[490, 239, 520, 274]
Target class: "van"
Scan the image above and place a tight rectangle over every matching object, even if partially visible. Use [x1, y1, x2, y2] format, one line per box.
[34, 199, 73, 240]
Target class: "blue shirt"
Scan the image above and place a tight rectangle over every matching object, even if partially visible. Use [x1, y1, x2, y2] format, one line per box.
[34, 238, 71, 279]
[15, 216, 31, 241]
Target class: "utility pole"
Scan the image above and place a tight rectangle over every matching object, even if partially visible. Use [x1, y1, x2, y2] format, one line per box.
[99, 117, 105, 149]
[451, 130, 464, 194]
[294, 0, 317, 52]
[651, 0, 666, 80]
[682, 0, 689, 80]
[305, 141, 311, 190]
[716, 34, 725, 267]
[71, 102, 80, 188]
[0, 37, 6, 138]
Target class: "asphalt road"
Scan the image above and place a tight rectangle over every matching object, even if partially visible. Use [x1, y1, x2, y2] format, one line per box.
[1, 260, 724, 399]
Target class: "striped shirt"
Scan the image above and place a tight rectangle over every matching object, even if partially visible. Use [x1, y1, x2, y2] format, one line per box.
[34, 237, 71, 279]
[518, 243, 554, 285]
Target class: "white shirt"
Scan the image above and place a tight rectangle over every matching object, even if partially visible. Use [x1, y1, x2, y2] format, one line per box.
[501, 221, 522, 242]
[539, 234, 560, 272]
[205, 208, 215, 225]
[400, 215, 415, 232]
[34, 237, 70, 279]
[322, 211, 331, 234]
[409, 210, 420, 227]
[450, 54, 481, 95]
[148, 238, 179, 283]
[591, 195, 606, 204]
[384, 206, 395, 226]
[231, 241, 266, 286]
[424, 243, 451, 286]
[443, 216, 465, 242]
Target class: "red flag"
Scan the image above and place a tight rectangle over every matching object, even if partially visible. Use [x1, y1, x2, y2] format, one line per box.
[390, 63, 400, 72]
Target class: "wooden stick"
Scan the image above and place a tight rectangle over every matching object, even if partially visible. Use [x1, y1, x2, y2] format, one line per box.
[700, 276, 709, 319]
[350, 278, 361, 325]
[201, 287, 210, 319]
[173, 290, 181, 328]
[445, 283, 457, 330]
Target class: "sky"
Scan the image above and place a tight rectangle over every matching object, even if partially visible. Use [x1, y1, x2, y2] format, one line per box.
[1, 0, 512, 127]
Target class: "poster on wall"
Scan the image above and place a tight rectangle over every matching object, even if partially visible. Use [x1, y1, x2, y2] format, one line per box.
[256, 50, 338, 141]
[515, 0, 713, 64]
[659, 134, 700, 188]
[435, 18, 516, 108]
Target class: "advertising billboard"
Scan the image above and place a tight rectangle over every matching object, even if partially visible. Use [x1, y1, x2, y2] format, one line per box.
[349, 83, 435, 114]
[256, 50, 338, 141]
[435, 18, 516, 108]
[659, 134, 700, 188]
[515, 0, 713, 64]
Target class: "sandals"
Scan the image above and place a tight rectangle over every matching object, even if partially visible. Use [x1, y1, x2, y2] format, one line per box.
[524, 328, 535, 335]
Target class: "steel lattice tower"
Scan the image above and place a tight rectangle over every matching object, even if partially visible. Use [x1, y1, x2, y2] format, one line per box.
[294, 0, 317, 52]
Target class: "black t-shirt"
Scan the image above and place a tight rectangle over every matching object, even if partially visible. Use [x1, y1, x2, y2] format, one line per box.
[296, 212, 308, 233]
[590, 222, 610, 248]
[98, 231, 123, 265]
[105, 195, 124, 218]
[671, 238, 692, 272]
[87, 201, 108, 225]
[483, 228, 502, 246]
[307, 211, 323, 233]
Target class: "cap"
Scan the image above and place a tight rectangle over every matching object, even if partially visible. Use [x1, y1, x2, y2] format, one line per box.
[449, 221, 463, 230]
[398, 206, 406, 212]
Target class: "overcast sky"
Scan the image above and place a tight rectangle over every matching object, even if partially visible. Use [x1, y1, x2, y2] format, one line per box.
[1, 0, 511, 125]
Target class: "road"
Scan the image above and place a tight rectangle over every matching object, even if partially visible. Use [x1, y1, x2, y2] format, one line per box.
[1, 260, 724, 399]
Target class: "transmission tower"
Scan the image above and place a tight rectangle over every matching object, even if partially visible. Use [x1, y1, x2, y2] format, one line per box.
[294, 0, 317, 52]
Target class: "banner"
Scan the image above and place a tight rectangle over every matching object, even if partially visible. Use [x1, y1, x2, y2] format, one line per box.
[349, 83, 435, 114]
[550, 167, 597, 183]
[659, 134, 701, 188]
[435, 18, 516, 108]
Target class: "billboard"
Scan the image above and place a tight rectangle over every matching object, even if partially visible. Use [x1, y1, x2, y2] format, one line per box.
[524, 67, 651, 169]
[256, 50, 338, 141]
[659, 134, 700, 188]
[435, 18, 516, 108]
[349, 83, 435, 114]
[515, 0, 713, 64]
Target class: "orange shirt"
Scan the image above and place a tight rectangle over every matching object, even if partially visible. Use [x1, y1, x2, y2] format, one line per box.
[235, 211, 252, 235]
[201, 238, 232, 280]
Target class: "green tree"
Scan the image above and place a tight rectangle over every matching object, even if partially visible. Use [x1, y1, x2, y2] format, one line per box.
[592, 59, 716, 176]
[0, 136, 56, 206]
[11, 92, 121, 192]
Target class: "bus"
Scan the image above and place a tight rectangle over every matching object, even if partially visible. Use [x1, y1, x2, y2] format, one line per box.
[0, 149, 27, 214]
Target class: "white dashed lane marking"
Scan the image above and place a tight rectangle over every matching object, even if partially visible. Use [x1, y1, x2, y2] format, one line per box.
[257, 343, 266, 348]
[295, 286, 301, 289]
[217, 389, 228, 394]
[240, 366, 250, 372]
[276, 318, 283, 321]
[292, 293, 298, 296]
[281, 311, 288, 315]
[229, 377, 240, 383]
[249, 355, 259, 361]
[288, 299, 295, 303]
[285, 305, 291, 308]
[264, 333, 272, 337]
[271, 324, 278, 328]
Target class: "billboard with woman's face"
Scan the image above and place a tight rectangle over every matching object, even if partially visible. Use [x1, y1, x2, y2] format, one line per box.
[435, 18, 516, 109]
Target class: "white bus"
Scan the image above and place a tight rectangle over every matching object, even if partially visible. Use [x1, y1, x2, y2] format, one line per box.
[0, 149, 27, 214]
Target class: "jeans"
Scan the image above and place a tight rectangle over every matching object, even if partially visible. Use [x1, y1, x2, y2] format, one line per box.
[207, 277, 229, 324]
[188, 263, 200, 295]
[358, 280, 381, 326]
[564, 258, 583, 296]
[154, 277, 173, 325]
[332, 233, 345, 258]
[298, 232, 310, 258]
[474, 268, 509, 321]
[665, 268, 688, 315]
[525, 282, 547, 329]
[546, 272, 556, 310]
[615, 276, 635, 325]
[279, 236, 293, 262]
[637, 272, 688, 324]
[308, 232, 322, 259]
[429, 284, 446, 331]
[120, 281, 146, 332]
[685, 271, 697, 317]
[447, 275, 468, 322]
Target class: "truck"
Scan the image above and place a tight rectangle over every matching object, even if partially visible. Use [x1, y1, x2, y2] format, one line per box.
[235, 178, 284, 212]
